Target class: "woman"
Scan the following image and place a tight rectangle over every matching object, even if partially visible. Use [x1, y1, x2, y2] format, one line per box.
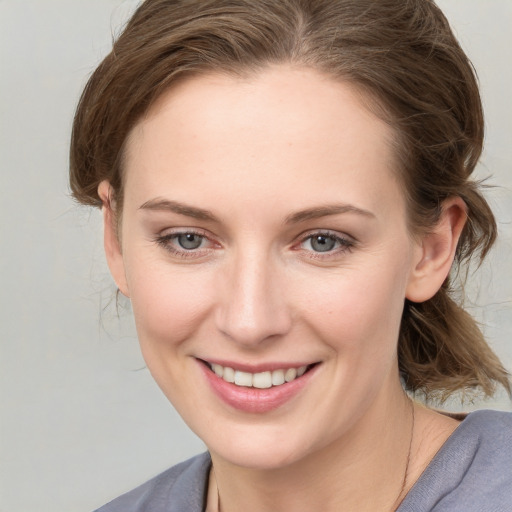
[70, 0, 512, 510]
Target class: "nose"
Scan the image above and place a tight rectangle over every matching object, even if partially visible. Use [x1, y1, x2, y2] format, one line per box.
[215, 249, 292, 347]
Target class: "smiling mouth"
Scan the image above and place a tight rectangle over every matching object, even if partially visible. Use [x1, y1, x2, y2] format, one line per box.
[203, 361, 317, 389]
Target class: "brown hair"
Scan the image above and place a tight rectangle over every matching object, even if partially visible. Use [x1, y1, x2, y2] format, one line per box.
[70, 0, 510, 400]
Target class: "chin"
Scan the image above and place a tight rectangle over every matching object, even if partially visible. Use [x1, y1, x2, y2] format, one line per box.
[213, 443, 308, 471]
[204, 422, 322, 471]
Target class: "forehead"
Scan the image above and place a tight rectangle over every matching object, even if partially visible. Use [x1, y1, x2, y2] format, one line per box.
[123, 66, 404, 222]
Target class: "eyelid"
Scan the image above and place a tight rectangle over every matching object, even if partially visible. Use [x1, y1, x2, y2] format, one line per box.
[294, 229, 356, 256]
[157, 226, 209, 238]
[152, 227, 355, 260]
[153, 227, 220, 258]
[297, 228, 356, 243]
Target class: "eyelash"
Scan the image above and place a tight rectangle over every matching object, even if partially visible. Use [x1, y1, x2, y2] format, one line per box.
[153, 229, 355, 260]
[296, 230, 355, 258]
[153, 229, 215, 259]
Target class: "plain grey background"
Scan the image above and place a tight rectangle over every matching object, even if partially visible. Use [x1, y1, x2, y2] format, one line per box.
[0, 1, 511, 511]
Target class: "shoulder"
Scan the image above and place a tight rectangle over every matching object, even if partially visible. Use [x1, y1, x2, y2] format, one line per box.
[455, 409, 512, 459]
[94, 452, 211, 512]
[399, 410, 512, 512]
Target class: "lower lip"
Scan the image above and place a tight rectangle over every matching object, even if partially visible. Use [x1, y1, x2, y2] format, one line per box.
[199, 362, 318, 413]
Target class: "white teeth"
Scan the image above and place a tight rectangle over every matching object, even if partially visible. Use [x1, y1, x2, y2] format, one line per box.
[212, 364, 224, 377]
[223, 367, 235, 383]
[210, 363, 310, 388]
[234, 370, 253, 387]
[253, 371, 272, 389]
[271, 369, 285, 386]
[284, 367, 297, 382]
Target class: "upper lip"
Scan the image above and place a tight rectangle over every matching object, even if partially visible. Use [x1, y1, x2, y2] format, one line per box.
[198, 358, 319, 373]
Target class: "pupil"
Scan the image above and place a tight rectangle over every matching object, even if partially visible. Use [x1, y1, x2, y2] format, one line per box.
[312, 235, 335, 252]
[178, 233, 202, 250]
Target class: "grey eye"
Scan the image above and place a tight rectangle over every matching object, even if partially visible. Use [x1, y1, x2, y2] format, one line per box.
[309, 235, 337, 252]
[176, 233, 204, 250]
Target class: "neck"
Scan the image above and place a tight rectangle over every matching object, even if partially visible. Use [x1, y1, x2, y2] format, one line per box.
[208, 386, 414, 512]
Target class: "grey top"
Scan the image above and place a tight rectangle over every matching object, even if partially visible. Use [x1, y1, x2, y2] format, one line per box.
[95, 410, 512, 512]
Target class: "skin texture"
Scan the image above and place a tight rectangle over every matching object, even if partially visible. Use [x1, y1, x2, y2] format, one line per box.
[99, 66, 465, 512]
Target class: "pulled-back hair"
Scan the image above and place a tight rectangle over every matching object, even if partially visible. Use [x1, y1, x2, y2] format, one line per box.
[70, 0, 510, 400]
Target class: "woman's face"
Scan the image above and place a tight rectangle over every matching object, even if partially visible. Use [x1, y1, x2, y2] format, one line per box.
[111, 66, 424, 469]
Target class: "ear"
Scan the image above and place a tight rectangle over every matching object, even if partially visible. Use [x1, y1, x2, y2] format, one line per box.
[98, 180, 130, 297]
[406, 197, 467, 303]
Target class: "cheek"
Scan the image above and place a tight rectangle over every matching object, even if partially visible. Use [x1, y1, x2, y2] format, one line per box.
[297, 258, 409, 356]
[126, 260, 214, 355]
[124, 261, 218, 408]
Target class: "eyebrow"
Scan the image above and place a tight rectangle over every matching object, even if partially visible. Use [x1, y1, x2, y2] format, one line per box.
[138, 198, 375, 224]
[285, 204, 375, 224]
[138, 198, 217, 221]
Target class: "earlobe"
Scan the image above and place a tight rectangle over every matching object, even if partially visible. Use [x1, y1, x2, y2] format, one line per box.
[98, 180, 130, 297]
[405, 197, 467, 303]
